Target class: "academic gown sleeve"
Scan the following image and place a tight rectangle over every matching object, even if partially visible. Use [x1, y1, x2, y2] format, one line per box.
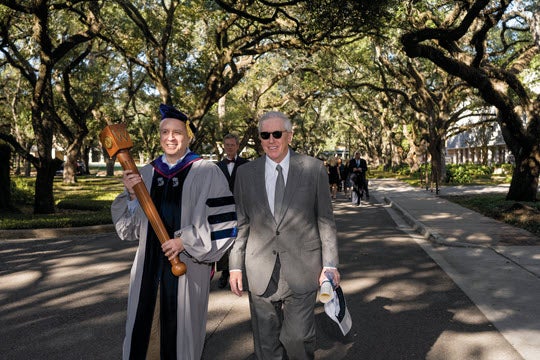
[111, 191, 146, 241]
[174, 160, 237, 264]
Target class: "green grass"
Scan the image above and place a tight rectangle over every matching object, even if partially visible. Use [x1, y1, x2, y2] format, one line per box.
[1, 175, 124, 230]
[440, 193, 540, 238]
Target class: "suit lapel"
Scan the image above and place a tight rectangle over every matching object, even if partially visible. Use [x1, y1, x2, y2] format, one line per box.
[253, 157, 273, 219]
[218, 161, 231, 180]
[230, 164, 238, 180]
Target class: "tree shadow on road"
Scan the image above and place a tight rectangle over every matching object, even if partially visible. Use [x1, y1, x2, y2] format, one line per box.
[0, 233, 136, 359]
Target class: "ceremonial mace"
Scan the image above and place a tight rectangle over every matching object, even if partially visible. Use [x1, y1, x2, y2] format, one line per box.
[100, 124, 187, 276]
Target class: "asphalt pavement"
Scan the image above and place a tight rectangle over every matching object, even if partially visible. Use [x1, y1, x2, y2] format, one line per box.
[373, 179, 540, 360]
[0, 178, 538, 360]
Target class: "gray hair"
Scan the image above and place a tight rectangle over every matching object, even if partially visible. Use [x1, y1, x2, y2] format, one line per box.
[258, 111, 293, 132]
[223, 133, 240, 144]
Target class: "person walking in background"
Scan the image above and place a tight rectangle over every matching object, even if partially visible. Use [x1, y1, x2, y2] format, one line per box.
[111, 104, 237, 360]
[229, 111, 340, 360]
[327, 156, 341, 200]
[348, 151, 369, 205]
[337, 157, 347, 194]
[215, 133, 248, 288]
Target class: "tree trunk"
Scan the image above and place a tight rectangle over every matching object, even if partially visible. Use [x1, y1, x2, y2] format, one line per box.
[506, 150, 540, 201]
[24, 160, 31, 177]
[62, 160, 77, 184]
[427, 137, 445, 193]
[0, 143, 12, 211]
[62, 150, 81, 184]
[34, 159, 61, 214]
[82, 146, 91, 175]
[102, 148, 116, 177]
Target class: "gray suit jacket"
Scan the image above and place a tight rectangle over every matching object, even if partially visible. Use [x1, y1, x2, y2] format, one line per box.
[230, 150, 339, 295]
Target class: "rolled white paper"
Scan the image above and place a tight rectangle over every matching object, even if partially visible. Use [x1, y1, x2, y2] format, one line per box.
[319, 280, 334, 303]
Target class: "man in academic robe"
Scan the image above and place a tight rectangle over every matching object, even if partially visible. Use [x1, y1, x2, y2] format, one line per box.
[111, 103, 236, 359]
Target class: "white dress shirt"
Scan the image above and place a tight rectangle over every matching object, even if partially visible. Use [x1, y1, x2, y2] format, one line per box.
[226, 156, 236, 175]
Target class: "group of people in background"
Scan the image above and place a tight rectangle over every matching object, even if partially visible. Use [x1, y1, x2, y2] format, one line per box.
[325, 151, 369, 206]
[111, 105, 341, 359]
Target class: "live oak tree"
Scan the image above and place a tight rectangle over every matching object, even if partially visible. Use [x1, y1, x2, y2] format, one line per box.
[379, 53, 486, 192]
[0, 142, 12, 211]
[211, 0, 398, 161]
[1, 0, 395, 215]
[0, 1, 102, 213]
[53, 39, 114, 184]
[401, 0, 540, 201]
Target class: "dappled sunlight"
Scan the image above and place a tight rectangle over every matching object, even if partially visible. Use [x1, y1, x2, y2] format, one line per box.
[420, 212, 455, 220]
[204, 289, 254, 359]
[357, 267, 411, 278]
[0, 234, 135, 360]
[453, 307, 494, 325]
[46, 260, 132, 280]
[339, 277, 378, 294]
[0, 270, 41, 291]
[42, 284, 121, 308]
[325, 189, 530, 360]
[492, 287, 518, 300]
[383, 301, 433, 312]
[206, 291, 251, 330]
[464, 233, 493, 242]
[365, 279, 428, 302]
[429, 331, 524, 360]
[1, 182, 535, 359]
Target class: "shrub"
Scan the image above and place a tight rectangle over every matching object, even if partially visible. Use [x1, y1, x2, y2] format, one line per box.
[56, 199, 112, 211]
[500, 163, 514, 174]
[445, 164, 493, 184]
[11, 177, 34, 205]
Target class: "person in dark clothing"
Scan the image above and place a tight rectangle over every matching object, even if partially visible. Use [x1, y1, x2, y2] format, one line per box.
[215, 133, 249, 288]
[327, 157, 341, 200]
[348, 151, 369, 205]
[337, 157, 347, 193]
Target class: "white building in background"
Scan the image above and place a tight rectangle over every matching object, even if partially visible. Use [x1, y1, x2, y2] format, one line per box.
[444, 104, 515, 166]
[445, 124, 513, 166]
[445, 68, 539, 166]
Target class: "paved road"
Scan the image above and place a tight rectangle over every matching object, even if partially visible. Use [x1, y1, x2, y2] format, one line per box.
[0, 190, 526, 359]
[0, 233, 134, 359]
[202, 193, 524, 360]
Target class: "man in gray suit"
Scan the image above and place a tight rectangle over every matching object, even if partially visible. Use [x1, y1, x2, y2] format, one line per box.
[229, 111, 341, 360]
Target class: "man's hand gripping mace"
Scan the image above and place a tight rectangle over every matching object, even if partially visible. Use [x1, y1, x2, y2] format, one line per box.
[100, 124, 187, 276]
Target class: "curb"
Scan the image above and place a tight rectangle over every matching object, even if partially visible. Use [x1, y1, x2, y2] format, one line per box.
[383, 195, 484, 249]
[0, 224, 116, 240]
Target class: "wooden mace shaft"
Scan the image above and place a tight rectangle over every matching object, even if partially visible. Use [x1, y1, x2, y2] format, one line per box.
[117, 150, 187, 276]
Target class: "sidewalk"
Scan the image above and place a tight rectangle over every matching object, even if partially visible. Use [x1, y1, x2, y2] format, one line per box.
[370, 178, 540, 360]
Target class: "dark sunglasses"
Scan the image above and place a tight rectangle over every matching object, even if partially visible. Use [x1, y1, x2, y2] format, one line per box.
[260, 131, 287, 140]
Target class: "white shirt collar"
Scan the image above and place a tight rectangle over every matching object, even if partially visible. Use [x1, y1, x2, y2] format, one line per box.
[161, 149, 191, 169]
[265, 149, 290, 172]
